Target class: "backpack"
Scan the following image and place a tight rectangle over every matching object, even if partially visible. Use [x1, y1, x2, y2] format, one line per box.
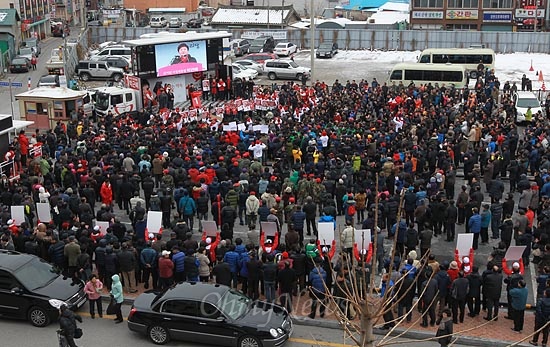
[347, 204, 356, 216]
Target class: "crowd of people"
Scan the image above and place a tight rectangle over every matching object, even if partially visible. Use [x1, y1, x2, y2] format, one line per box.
[3, 72, 550, 345]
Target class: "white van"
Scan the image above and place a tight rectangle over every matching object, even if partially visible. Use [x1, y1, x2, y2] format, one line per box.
[388, 63, 468, 89]
[418, 48, 495, 79]
[93, 86, 141, 117]
[514, 91, 543, 123]
[150, 16, 168, 28]
[90, 45, 132, 65]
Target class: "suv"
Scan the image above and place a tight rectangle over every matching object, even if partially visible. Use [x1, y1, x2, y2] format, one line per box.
[76, 60, 125, 82]
[150, 16, 167, 28]
[248, 35, 275, 53]
[264, 59, 310, 81]
[0, 249, 86, 327]
[96, 56, 130, 72]
[514, 91, 544, 123]
[231, 39, 250, 56]
[90, 45, 131, 62]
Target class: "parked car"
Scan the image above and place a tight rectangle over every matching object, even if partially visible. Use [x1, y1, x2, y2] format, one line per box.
[234, 59, 263, 74]
[273, 42, 297, 56]
[230, 39, 250, 56]
[168, 17, 182, 28]
[76, 60, 125, 82]
[0, 249, 87, 327]
[37, 74, 60, 87]
[87, 20, 103, 27]
[90, 45, 132, 63]
[248, 36, 275, 53]
[10, 57, 31, 73]
[149, 16, 168, 28]
[96, 56, 130, 72]
[23, 38, 41, 56]
[514, 91, 544, 123]
[243, 53, 278, 65]
[316, 42, 338, 58]
[127, 282, 292, 346]
[18, 47, 34, 60]
[232, 64, 259, 80]
[264, 59, 310, 81]
[186, 18, 203, 28]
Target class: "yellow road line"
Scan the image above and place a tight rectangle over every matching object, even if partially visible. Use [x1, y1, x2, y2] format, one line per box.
[289, 337, 355, 347]
[79, 311, 127, 321]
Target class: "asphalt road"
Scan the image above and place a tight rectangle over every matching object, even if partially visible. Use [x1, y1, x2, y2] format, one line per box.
[0, 303, 470, 347]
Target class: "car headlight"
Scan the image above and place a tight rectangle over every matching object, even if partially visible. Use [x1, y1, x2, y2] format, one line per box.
[269, 328, 279, 338]
[49, 299, 66, 309]
[277, 328, 284, 335]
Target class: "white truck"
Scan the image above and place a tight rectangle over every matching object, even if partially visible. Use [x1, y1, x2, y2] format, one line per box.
[93, 86, 142, 117]
[46, 48, 64, 75]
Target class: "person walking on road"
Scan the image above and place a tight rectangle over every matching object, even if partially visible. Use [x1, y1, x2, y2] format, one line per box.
[58, 304, 82, 347]
[110, 274, 124, 323]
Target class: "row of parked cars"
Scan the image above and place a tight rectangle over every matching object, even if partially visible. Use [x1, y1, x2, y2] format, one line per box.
[230, 36, 339, 59]
[232, 52, 311, 81]
[150, 16, 203, 28]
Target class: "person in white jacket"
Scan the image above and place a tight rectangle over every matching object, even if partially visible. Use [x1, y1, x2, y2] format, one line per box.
[248, 141, 266, 163]
[245, 191, 260, 229]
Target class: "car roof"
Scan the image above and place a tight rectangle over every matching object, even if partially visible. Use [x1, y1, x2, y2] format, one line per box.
[0, 250, 34, 271]
[40, 75, 59, 81]
[160, 282, 229, 304]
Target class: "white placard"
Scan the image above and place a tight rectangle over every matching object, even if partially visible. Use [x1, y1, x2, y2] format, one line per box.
[457, 233, 474, 258]
[10, 206, 25, 226]
[261, 221, 278, 237]
[146, 211, 163, 234]
[237, 123, 246, 131]
[354, 229, 372, 251]
[318, 222, 335, 245]
[36, 202, 51, 223]
[202, 220, 218, 237]
[95, 221, 110, 236]
[505, 246, 527, 261]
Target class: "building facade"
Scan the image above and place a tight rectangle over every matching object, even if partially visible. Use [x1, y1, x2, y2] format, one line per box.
[121, 0, 198, 13]
[0, 0, 50, 39]
[409, 0, 546, 31]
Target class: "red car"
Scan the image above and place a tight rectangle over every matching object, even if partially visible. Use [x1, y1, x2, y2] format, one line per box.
[243, 53, 278, 65]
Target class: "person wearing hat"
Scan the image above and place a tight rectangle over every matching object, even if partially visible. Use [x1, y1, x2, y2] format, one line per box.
[468, 207, 481, 250]
[158, 250, 174, 290]
[245, 191, 260, 230]
[140, 242, 158, 290]
[510, 280, 528, 333]
[503, 259, 525, 320]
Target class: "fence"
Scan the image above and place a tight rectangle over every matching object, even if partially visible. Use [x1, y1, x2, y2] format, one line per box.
[64, 29, 90, 82]
[88, 27, 550, 53]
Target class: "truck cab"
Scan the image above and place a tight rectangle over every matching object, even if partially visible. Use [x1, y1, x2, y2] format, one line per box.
[93, 86, 141, 117]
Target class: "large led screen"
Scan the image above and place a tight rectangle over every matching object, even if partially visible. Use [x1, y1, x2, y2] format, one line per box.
[154, 40, 207, 77]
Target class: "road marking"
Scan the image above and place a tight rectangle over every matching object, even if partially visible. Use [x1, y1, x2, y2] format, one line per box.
[289, 337, 355, 347]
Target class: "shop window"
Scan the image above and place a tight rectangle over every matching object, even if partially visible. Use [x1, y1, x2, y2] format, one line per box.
[448, 0, 479, 8]
[36, 102, 48, 115]
[482, 0, 512, 8]
[413, 0, 444, 7]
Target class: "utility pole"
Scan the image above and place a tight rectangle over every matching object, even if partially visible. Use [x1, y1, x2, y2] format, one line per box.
[309, 0, 315, 82]
[267, 3, 270, 30]
[8, 78, 14, 116]
[281, 0, 284, 29]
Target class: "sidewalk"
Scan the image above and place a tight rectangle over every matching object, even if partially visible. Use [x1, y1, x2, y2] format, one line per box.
[99, 284, 533, 347]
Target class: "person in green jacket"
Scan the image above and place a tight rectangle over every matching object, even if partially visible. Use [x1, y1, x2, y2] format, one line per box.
[510, 280, 528, 332]
[110, 274, 124, 323]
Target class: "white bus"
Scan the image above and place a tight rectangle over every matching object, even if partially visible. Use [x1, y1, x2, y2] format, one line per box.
[388, 63, 468, 89]
[417, 48, 495, 79]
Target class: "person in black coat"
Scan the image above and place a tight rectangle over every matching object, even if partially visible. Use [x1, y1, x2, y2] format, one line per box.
[482, 265, 503, 320]
[420, 268, 439, 327]
[530, 288, 550, 347]
[397, 269, 416, 322]
[450, 271, 469, 323]
[466, 266, 482, 317]
[445, 200, 458, 242]
[59, 304, 82, 347]
[246, 252, 261, 300]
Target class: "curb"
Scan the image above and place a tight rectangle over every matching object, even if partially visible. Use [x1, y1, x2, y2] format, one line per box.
[104, 294, 529, 346]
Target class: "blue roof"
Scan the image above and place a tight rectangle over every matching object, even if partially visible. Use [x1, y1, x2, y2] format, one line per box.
[343, 0, 409, 10]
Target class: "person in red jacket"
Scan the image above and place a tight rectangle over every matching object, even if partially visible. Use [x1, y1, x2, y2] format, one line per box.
[100, 180, 113, 208]
[18, 130, 29, 167]
[158, 250, 174, 290]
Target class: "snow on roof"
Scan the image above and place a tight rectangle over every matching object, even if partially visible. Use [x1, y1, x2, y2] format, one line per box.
[378, 2, 410, 12]
[368, 11, 409, 24]
[211, 8, 291, 25]
[15, 87, 88, 100]
[290, 17, 352, 28]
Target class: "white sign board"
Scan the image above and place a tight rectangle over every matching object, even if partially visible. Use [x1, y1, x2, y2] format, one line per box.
[202, 220, 218, 237]
[261, 221, 278, 237]
[241, 31, 287, 40]
[457, 233, 474, 258]
[147, 211, 163, 234]
[318, 222, 335, 245]
[505, 246, 527, 261]
[354, 229, 372, 251]
[94, 221, 110, 236]
[10, 206, 25, 226]
[36, 202, 51, 223]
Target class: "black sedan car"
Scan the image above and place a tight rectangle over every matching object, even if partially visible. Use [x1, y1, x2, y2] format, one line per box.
[0, 250, 87, 327]
[316, 42, 338, 59]
[128, 282, 292, 346]
[10, 57, 31, 73]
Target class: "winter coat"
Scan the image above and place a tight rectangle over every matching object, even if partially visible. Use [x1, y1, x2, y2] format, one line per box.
[110, 274, 124, 303]
[535, 297, 550, 323]
[340, 226, 355, 249]
[291, 211, 306, 230]
[84, 279, 103, 300]
[172, 251, 185, 273]
[510, 287, 528, 311]
[451, 277, 469, 300]
[482, 269, 503, 299]
[309, 267, 327, 294]
[223, 250, 240, 273]
[178, 195, 196, 216]
[117, 249, 136, 272]
[59, 308, 82, 337]
[159, 257, 174, 278]
[466, 272, 482, 298]
[468, 214, 481, 233]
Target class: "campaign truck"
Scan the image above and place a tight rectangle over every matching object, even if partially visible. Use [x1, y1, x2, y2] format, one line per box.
[93, 86, 142, 117]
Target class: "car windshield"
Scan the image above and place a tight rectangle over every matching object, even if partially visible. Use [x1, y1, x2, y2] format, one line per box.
[96, 92, 110, 111]
[517, 98, 540, 108]
[13, 257, 59, 290]
[20, 48, 32, 55]
[233, 65, 242, 73]
[289, 61, 298, 68]
[319, 43, 332, 49]
[217, 289, 251, 320]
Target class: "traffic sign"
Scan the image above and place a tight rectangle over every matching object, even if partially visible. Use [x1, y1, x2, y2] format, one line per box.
[0, 81, 22, 87]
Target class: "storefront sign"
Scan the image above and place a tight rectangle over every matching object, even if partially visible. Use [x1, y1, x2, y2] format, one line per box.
[412, 11, 444, 19]
[515, 8, 545, 17]
[483, 11, 512, 22]
[446, 10, 479, 19]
